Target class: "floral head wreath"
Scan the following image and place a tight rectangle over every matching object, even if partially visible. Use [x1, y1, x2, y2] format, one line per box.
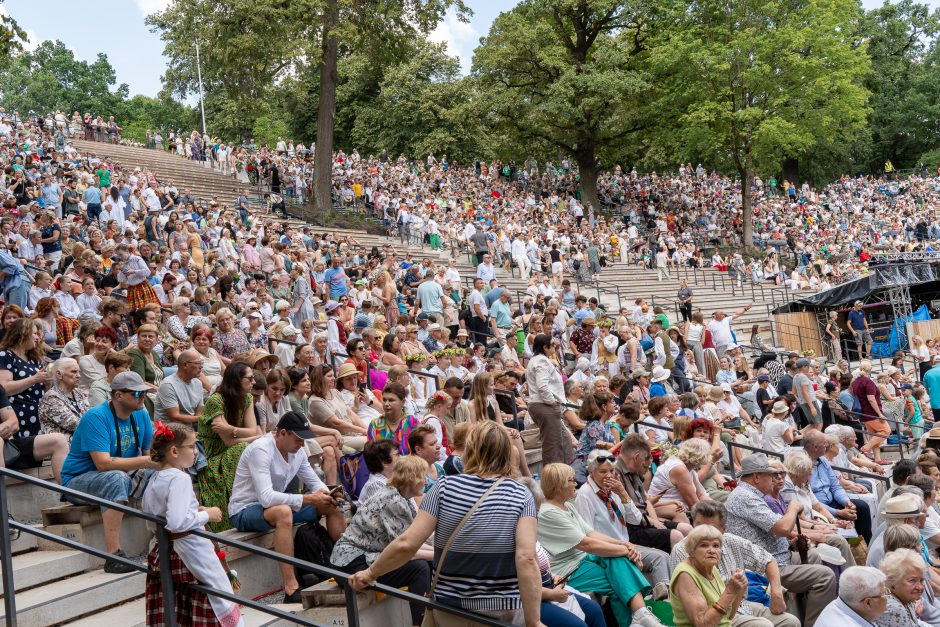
[404, 353, 427, 363]
[596, 319, 613, 328]
[430, 391, 450, 405]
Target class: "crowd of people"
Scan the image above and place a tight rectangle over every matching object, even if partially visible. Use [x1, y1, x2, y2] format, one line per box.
[6, 106, 940, 627]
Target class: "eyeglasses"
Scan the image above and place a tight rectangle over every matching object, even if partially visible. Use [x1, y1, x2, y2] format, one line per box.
[118, 390, 147, 399]
[771, 472, 786, 479]
[594, 455, 616, 464]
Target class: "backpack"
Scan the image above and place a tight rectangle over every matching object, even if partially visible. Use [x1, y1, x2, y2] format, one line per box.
[294, 521, 335, 585]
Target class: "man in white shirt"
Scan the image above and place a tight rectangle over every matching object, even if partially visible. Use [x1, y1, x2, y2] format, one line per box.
[707, 304, 752, 358]
[228, 412, 345, 603]
[511, 235, 531, 279]
[815, 566, 887, 626]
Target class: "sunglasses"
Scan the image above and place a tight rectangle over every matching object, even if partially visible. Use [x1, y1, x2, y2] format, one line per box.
[594, 455, 616, 464]
[119, 390, 147, 399]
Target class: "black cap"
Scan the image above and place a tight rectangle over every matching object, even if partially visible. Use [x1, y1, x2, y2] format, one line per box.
[276, 411, 315, 440]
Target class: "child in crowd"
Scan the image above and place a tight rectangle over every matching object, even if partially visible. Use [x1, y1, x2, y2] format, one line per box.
[142, 422, 243, 626]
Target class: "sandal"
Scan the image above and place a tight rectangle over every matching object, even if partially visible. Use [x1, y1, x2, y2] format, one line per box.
[861, 449, 875, 461]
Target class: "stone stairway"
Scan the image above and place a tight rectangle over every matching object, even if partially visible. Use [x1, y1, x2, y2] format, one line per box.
[71, 139, 247, 203]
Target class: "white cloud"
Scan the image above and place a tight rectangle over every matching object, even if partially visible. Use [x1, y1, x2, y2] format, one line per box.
[135, 0, 173, 15]
[429, 9, 478, 74]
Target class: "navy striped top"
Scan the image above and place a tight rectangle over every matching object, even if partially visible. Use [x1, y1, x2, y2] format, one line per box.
[420, 474, 536, 611]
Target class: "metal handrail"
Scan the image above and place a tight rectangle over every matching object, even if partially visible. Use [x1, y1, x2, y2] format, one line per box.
[0, 467, 512, 627]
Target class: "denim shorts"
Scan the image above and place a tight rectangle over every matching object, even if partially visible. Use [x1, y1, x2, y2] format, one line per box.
[65, 470, 132, 512]
[230, 503, 318, 532]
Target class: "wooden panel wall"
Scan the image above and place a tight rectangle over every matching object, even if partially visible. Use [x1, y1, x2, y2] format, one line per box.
[908, 320, 940, 346]
[772, 312, 825, 357]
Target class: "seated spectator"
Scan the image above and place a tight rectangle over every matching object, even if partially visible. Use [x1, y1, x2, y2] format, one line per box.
[408, 424, 444, 492]
[126, 323, 163, 416]
[816, 566, 888, 625]
[61, 319, 101, 360]
[349, 421, 544, 626]
[572, 391, 617, 483]
[879, 548, 930, 627]
[38, 357, 89, 438]
[197, 361, 262, 531]
[331, 455, 432, 626]
[367, 382, 419, 455]
[254, 368, 292, 433]
[442, 421, 471, 476]
[359, 438, 400, 502]
[0, 318, 50, 437]
[212, 307, 249, 360]
[779, 453, 857, 566]
[191, 326, 225, 394]
[574, 448, 672, 598]
[648, 438, 712, 514]
[78, 325, 118, 390]
[866, 492, 928, 568]
[307, 363, 367, 453]
[60, 371, 155, 573]
[674, 500, 800, 627]
[228, 411, 344, 604]
[88, 350, 133, 406]
[725, 453, 836, 626]
[614, 433, 692, 550]
[153, 349, 203, 425]
[802, 429, 872, 543]
[669, 523, 749, 627]
[538, 462, 666, 627]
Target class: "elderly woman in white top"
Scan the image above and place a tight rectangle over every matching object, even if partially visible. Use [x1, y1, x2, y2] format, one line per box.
[526, 333, 572, 466]
[877, 549, 930, 627]
[574, 449, 672, 597]
[167, 297, 211, 341]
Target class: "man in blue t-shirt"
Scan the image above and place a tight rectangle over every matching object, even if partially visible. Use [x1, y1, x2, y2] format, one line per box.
[323, 257, 348, 299]
[846, 300, 872, 359]
[61, 371, 155, 574]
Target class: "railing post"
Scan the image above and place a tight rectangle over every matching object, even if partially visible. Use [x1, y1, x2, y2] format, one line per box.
[344, 579, 362, 627]
[156, 526, 178, 627]
[0, 479, 17, 626]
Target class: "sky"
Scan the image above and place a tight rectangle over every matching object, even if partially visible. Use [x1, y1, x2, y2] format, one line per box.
[1, 0, 935, 99]
[0, 0, 516, 99]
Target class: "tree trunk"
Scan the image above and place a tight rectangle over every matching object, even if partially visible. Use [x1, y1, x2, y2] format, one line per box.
[574, 151, 600, 214]
[740, 167, 753, 247]
[313, 0, 338, 214]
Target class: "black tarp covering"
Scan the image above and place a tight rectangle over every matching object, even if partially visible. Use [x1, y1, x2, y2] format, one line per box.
[772, 262, 940, 312]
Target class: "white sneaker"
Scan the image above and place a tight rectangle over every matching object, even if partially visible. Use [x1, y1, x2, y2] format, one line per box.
[632, 607, 665, 627]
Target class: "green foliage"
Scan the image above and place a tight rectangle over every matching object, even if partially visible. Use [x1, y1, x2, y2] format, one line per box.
[0, 40, 130, 116]
[0, 13, 27, 63]
[115, 94, 196, 142]
[252, 112, 291, 147]
[472, 0, 653, 210]
[347, 42, 485, 163]
[648, 0, 871, 242]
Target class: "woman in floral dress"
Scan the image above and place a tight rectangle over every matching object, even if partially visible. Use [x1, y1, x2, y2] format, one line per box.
[197, 362, 261, 531]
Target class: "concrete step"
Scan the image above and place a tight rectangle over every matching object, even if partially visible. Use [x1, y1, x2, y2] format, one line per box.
[6, 465, 67, 522]
[64, 598, 350, 626]
[2, 568, 144, 626]
[40, 504, 152, 557]
[0, 549, 98, 595]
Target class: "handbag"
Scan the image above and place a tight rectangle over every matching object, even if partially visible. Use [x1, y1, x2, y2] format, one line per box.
[3, 439, 21, 466]
[421, 479, 506, 627]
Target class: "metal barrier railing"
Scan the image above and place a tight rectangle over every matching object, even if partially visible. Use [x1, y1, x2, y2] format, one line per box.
[0, 467, 512, 627]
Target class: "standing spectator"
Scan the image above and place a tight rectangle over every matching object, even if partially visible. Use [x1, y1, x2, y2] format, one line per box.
[847, 301, 872, 360]
[850, 360, 892, 465]
[526, 334, 572, 465]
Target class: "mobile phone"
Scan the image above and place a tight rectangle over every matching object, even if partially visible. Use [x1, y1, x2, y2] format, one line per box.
[554, 573, 572, 588]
